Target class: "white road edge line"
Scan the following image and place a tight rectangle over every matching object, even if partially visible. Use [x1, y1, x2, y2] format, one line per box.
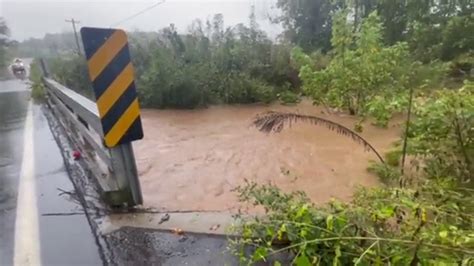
[14, 101, 41, 266]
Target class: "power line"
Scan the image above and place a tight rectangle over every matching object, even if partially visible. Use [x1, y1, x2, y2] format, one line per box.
[110, 0, 166, 28]
[65, 18, 82, 55]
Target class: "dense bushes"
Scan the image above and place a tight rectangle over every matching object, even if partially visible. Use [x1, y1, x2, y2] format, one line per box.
[408, 81, 474, 185]
[47, 55, 93, 99]
[231, 75, 473, 266]
[296, 12, 416, 126]
[29, 59, 46, 101]
[232, 179, 473, 265]
[134, 13, 297, 108]
[35, 12, 298, 108]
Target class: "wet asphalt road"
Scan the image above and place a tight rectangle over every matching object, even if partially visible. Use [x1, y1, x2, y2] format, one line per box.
[0, 79, 102, 265]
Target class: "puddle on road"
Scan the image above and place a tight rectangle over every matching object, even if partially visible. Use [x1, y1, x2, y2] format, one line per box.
[135, 100, 403, 211]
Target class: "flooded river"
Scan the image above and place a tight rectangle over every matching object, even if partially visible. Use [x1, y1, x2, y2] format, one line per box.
[135, 100, 402, 211]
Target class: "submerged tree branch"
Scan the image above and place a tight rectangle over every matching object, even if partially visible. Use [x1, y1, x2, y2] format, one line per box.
[253, 111, 385, 164]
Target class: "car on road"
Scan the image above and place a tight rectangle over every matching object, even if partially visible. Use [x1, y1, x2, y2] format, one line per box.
[11, 58, 26, 76]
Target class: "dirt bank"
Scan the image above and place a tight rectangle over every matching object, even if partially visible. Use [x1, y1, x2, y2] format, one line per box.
[134, 100, 402, 211]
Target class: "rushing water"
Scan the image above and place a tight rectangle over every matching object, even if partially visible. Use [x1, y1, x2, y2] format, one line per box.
[135, 100, 402, 211]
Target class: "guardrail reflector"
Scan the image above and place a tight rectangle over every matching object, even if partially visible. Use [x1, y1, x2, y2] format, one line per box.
[80, 27, 143, 148]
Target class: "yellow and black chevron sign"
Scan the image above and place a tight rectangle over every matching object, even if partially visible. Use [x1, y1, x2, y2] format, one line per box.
[80, 27, 143, 148]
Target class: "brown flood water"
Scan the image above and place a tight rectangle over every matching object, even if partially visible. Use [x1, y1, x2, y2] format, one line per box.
[135, 100, 402, 212]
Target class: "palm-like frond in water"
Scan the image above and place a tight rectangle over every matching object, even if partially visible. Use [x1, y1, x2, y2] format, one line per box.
[253, 111, 385, 164]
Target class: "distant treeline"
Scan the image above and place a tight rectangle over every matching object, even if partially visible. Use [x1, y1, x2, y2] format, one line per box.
[9, 0, 473, 108]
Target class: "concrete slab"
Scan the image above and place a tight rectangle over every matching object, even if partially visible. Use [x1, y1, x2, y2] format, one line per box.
[101, 211, 242, 236]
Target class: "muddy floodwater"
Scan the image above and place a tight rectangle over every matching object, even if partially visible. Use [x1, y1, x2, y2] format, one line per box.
[135, 100, 402, 211]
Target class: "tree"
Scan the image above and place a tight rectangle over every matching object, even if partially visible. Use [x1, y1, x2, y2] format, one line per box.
[0, 18, 10, 68]
[405, 0, 473, 62]
[440, 14, 474, 61]
[297, 11, 413, 125]
[278, 0, 472, 62]
[274, 0, 344, 52]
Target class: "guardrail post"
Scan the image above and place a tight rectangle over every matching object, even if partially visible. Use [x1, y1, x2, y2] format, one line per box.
[39, 58, 50, 77]
[109, 144, 143, 206]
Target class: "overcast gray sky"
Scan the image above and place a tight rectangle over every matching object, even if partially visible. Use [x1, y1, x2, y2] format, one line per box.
[0, 0, 281, 40]
[0, 0, 282, 41]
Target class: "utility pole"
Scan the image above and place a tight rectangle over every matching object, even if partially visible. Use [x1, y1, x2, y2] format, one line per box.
[65, 18, 81, 55]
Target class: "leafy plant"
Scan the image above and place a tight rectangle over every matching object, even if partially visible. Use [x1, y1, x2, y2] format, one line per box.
[408, 82, 474, 184]
[29, 59, 46, 101]
[231, 180, 474, 265]
[384, 148, 402, 167]
[278, 91, 300, 105]
[48, 55, 93, 99]
[298, 11, 415, 125]
[367, 161, 400, 184]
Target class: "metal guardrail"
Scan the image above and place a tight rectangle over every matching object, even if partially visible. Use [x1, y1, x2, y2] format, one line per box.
[42, 75, 143, 207]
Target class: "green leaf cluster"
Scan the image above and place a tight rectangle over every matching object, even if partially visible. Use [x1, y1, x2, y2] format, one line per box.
[297, 11, 414, 126]
[409, 81, 474, 183]
[231, 179, 474, 265]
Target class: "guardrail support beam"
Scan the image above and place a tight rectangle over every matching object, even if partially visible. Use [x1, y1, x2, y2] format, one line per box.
[41, 72, 143, 208]
[109, 144, 143, 206]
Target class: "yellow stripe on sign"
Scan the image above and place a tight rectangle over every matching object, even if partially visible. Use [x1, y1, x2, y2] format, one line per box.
[104, 99, 140, 147]
[96, 63, 135, 118]
[87, 30, 127, 81]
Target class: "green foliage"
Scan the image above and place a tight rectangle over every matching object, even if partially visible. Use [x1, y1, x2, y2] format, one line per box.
[367, 161, 400, 184]
[135, 14, 295, 108]
[0, 17, 9, 70]
[409, 82, 474, 184]
[365, 94, 409, 127]
[278, 91, 300, 105]
[274, 0, 472, 63]
[440, 15, 474, 61]
[25, 13, 296, 109]
[299, 11, 414, 125]
[231, 180, 474, 265]
[449, 52, 474, 81]
[405, 2, 473, 63]
[290, 47, 330, 75]
[274, 0, 344, 52]
[48, 55, 93, 99]
[29, 59, 46, 101]
[410, 61, 451, 89]
[384, 148, 402, 167]
[290, 47, 312, 70]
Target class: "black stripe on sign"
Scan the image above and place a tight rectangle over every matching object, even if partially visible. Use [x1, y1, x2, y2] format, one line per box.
[80, 27, 115, 60]
[117, 116, 144, 145]
[92, 44, 130, 99]
[101, 82, 137, 135]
